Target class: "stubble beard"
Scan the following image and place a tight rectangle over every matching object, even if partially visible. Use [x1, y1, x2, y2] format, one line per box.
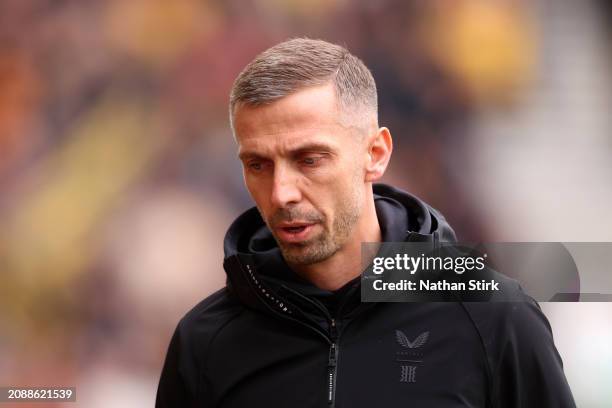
[274, 189, 363, 266]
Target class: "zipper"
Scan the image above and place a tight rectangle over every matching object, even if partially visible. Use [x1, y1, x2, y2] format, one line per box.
[255, 281, 364, 407]
[276, 284, 342, 406]
[279, 285, 341, 406]
[328, 319, 339, 406]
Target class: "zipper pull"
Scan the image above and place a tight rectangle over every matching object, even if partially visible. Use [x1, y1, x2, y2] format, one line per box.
[328, 343, 337, 367]
[330, 318, 338, 340]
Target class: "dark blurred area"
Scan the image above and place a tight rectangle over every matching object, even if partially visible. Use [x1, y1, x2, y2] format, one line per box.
[1, 0, 611, 406]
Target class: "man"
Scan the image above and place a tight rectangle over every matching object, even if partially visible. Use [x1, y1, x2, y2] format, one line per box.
[156, 38, 575, 407]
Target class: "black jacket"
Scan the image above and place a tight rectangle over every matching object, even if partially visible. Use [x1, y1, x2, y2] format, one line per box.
[156, 184, 575, 408]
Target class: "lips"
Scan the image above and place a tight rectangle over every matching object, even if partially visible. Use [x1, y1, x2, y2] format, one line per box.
[274, 222, 317, 243]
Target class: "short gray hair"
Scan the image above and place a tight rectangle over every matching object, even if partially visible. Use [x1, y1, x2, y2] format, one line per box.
[229, 38, 378, 133]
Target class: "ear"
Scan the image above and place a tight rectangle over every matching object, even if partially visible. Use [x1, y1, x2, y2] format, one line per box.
[364, 127, 393, 182]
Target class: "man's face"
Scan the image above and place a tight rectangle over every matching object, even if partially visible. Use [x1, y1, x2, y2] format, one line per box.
[233, 83, 369, 265]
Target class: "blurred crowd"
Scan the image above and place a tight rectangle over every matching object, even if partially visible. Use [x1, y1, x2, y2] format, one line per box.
[1, 0, 611, 406]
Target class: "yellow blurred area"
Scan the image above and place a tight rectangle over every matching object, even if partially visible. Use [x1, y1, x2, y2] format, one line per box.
[423, 0, 537, 104]
[105, 0, 223, 69]
[2, 95, 166, 325]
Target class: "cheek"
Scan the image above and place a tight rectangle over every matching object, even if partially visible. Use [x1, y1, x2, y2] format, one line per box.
[318, 169, 363, 216]
[245, 177, 271, 212]
[336, 164, 366, 208]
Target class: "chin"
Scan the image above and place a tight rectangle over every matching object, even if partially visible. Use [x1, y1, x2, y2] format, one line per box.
[281, 243, 339, 266]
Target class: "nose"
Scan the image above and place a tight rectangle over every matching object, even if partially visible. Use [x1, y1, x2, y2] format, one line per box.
[270, 165, 302, 209]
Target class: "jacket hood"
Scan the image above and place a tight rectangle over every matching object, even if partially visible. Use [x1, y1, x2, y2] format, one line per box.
[222, 183, 456, 319]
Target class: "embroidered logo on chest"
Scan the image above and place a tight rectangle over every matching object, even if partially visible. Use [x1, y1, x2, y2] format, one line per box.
[395, 330, 429, 383]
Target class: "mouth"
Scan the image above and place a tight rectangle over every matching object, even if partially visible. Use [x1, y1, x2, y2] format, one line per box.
[274, 222, 317, 243]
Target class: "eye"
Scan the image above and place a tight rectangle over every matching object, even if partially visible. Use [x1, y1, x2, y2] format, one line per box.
[246, 160, 267, 172]
[300, 155, 322, 167]
[248, 162, 262, 171]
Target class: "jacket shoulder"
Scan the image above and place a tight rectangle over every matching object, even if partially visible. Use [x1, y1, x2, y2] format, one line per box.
[172, 286, 245, 372]
[178, 286, 244, 340]
[156, 287, 244, 407]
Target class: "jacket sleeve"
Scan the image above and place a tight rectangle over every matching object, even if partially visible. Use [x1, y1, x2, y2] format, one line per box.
[492, 299, 576, 408]
[155, 323, 201, 408]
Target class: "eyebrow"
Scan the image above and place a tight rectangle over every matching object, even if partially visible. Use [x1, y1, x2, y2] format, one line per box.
[238, 142, 336, 161]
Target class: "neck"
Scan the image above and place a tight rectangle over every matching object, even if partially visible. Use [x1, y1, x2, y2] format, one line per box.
[290, 190, 381, 291]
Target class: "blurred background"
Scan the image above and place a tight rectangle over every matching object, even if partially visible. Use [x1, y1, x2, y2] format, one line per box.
[1, 0, 611, 406]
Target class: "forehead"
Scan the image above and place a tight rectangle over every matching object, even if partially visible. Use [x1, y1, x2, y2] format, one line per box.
[233, 83, 348, 152]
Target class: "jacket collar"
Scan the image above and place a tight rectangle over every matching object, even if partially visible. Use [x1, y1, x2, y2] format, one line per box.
[222, 184, 456, 320]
